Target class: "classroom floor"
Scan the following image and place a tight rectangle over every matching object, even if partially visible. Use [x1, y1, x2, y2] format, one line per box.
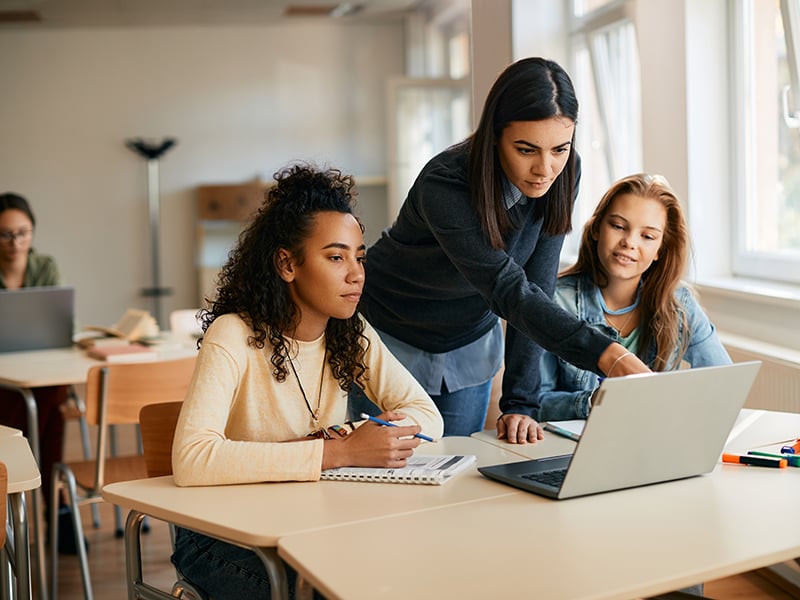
[45, 419, 800, 599]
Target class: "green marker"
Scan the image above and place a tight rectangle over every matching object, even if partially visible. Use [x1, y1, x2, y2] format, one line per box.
[748, 450, 800, 467]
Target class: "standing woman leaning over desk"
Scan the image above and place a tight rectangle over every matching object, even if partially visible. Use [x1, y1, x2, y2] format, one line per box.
[171, 163, 443, 600]
[0, 192, 73, 549]
[538, 174, 731, 421]
[353, 57, 649, 442]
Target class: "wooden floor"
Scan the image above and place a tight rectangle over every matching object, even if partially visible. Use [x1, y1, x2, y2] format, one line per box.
[45, 420, 800, 599]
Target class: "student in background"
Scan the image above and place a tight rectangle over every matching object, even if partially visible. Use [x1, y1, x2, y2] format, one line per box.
[0, 193, 60, 288]
[171, 163, 443, 599]
[0, 192, 78, 552]
[352, 57, 649, 442]
[539, 173, 731, 422]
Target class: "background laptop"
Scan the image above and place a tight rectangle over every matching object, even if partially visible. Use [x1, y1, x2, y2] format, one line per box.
[0, 286, 75, 352]
[479, 361, 762, 499]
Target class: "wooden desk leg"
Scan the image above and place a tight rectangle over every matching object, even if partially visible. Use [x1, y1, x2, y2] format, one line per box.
[295, 575, 315, 600]
[252, 547, 289, 600]
[9, 491, 32, 600]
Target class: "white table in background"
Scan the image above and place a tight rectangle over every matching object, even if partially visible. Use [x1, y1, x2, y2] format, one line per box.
[0, 425, 22, 438]
[0, 436, 42, 600]
[0, 341, 197, 600]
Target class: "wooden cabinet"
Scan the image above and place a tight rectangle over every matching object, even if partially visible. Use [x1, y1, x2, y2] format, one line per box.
[195, 177, 388, 305]
[196, 180, 270, 305]
[197, 182, 266, 221]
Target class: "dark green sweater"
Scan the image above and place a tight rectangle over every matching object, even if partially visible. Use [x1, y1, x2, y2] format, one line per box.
[0, 250, 61, 289]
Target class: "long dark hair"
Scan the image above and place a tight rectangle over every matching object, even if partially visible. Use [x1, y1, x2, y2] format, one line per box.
[464, 57, 579, 249]
[201, 163, 370, 390]
[562, 173, 690, 370]
[0, 193, 36, 226]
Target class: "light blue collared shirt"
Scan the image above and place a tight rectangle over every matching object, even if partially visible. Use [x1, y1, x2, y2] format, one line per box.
[374, 319, 504, 395]
[502, 178, 528, 209]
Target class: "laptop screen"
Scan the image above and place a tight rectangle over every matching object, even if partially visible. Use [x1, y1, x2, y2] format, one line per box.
[478, 361, 762, 499]
[0, 286, 75, 352]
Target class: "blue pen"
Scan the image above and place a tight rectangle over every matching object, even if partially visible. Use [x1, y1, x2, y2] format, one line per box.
[359, 413, 435, 442]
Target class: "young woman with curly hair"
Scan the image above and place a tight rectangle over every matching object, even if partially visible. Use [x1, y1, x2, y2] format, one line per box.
[171, 163, 443, 599]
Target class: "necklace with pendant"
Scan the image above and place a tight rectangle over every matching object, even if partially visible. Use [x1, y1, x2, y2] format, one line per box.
[597, 284, 641, 336]
[288, 350, 326, 430]
[604, 309, 636, 335]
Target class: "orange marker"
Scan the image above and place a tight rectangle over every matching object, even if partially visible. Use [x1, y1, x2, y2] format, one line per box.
[722, 453, 787, 468]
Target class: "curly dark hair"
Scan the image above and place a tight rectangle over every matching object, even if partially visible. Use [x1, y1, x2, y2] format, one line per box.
[200, 163, 370, 390]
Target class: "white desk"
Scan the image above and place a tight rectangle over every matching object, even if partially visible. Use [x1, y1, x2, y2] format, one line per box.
[0, 424, 22, 438]
[472, 408, 790, 461]
[278, 409, 800, 600]
[0, 343, 198, 457]
[0, 342, 197, 600]
[0, 436, 42, 600]
[472, 427, 577, 459]
[102, 437, 528, 600]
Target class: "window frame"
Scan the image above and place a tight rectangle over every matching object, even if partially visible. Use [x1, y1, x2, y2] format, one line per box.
[731, 0, 800, 284]
[564, 0, 642, 260]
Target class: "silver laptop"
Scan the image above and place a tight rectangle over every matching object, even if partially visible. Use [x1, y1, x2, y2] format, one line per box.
[0, 286, 75, 352]
[478, 361, 762, 499]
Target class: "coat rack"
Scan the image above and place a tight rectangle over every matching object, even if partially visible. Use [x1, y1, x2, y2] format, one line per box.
[125, 137, 177, 328]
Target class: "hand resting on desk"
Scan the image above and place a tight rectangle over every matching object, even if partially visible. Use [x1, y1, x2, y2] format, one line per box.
[496, 413, 544, 445]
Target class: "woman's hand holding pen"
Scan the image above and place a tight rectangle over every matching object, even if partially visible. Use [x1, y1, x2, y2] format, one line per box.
[497, 413, 544, 444]
[321, 411, 421, 470]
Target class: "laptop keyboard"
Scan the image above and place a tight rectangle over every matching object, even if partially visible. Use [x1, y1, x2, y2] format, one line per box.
[521, 468, 568, 487]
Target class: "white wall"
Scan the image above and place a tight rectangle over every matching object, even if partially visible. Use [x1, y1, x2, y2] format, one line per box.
[0, 22, 403, 328]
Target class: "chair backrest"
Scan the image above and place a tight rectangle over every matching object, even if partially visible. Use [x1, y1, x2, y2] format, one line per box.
[139, 401, 184, 478]
[84, 356, 197, 426]
[169, 308, 203, 339]
[0, 461, 6, 547]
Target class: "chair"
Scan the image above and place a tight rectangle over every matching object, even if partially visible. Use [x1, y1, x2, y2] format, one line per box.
[138, 401, 206, 600]
[61, 385, 100, 526]
[50, 356, 197, 600]
[169, 309, 203, 340]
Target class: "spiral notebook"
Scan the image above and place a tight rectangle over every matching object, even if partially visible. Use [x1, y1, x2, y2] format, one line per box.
[320, 454, 476, 485]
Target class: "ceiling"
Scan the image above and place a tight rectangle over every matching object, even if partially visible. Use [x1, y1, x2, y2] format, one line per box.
[0, 0, 424, 28]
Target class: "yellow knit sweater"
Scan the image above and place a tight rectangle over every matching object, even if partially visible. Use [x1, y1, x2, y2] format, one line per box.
[172, 313, 444, 486]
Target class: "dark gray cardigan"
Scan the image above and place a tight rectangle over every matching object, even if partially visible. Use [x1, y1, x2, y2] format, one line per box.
[360, 144, 613, 418]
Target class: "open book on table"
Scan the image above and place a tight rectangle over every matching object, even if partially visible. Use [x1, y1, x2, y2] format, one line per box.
[320, 454, 477, 485]
[82, 309, 160, 342]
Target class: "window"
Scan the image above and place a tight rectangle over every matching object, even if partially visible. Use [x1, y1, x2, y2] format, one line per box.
[386, 0, 471, 219]
[564, 0, 642, 259]
[733, 0, 800, 283]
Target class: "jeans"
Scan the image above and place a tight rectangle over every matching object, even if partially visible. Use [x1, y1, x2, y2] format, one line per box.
[172, 527, 322, 600]
[348, 379, 492, 437]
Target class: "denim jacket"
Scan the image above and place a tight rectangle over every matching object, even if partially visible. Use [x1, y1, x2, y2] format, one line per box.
[539, 273, 731, 421]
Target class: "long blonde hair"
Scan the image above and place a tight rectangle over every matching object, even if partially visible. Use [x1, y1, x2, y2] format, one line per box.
[562, 173, 690, 370]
